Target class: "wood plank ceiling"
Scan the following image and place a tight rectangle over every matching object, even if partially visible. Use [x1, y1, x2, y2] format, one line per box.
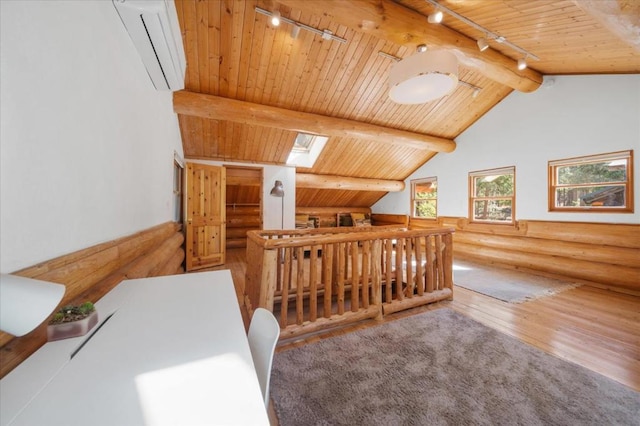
[174, 0, 639, 208]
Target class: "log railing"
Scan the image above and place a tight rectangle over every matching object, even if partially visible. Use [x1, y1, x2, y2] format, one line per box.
[245, 226, 454, 339]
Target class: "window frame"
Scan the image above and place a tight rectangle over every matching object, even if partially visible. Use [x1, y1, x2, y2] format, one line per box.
[410, 176, 438, 220]
[468, 166, 516, 225]
[548, 150, 634, 213]
[173, 152, 185, 223]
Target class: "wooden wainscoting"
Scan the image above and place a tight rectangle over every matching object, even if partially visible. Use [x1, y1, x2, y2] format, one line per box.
[0, 222, 185, 378]
[411, 217, 640, 295]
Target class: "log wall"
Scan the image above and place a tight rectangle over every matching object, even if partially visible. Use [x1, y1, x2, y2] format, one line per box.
[410, 217, 640, 295]
[0, 222, 185, 378]
[296, 207, 371, 228]
[226, 205, 261, 249]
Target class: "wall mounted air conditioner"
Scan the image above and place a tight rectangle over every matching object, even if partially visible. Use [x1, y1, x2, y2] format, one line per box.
[113, 0, 186, 91]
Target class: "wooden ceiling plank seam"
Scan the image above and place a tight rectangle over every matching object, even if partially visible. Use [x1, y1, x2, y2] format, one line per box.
[251, 14, 279, 104]
[205, 119, 220, 159]
[235, 122, 247, 161]
[201, 114, 212, 158]
[225, 0, 247, 100]
[180, 0, 200, 92]
[325, 32, 377, 117]
[291, 14, 343, 111]
[259, 15, 287, 104]
[304, 23, 352, 114]
[268, 8, 301, 107]
[235, 0, 259, 100]
[337, 37, 388, 120]
[279, 12, 324, 110]
[306, 26, 357, 115]
[246, 124, 260, 162]
[208, 0, 222, 95]
[293, 19, 338, 111]
[188, 115, 205, 158]
[344, 38, 396, 122]
[196, 0, 210, 93]
[217, 0, 235, 97]
[243, 4, 267, 103]
[273, 10, 304, 106]
[326, 32, 380, 118]
[222, 121, 233, 161]
[315, 29, 367, 115]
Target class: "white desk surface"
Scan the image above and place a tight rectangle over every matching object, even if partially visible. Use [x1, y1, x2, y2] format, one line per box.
[1, 270, 269, 426]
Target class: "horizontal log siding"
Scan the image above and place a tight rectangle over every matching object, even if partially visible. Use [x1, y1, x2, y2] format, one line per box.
[411, 217, 640, 294]
[0, 222, 185, 379]
[226, 205, 261, 249]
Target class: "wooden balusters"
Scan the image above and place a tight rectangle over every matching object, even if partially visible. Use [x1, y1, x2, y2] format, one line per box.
[245, 227, 454, 339]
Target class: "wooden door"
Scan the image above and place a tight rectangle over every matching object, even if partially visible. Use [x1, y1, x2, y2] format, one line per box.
[185, 162, 226, 271]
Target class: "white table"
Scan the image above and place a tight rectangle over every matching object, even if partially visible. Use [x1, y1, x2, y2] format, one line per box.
[1, 270, 269, 425]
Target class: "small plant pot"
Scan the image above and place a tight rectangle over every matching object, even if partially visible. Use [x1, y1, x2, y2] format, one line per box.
[47, 311, 99, 342]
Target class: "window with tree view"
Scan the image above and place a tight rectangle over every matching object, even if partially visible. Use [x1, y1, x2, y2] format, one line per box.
[411, 177, 437, 219]
[548, 150, 633, 212]
[469, 167, 515, 224]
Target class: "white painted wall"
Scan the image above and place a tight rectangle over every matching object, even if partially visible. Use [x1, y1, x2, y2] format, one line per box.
[373, 74, 640, 224]
[187, 159, 296, 230]
[0, 1, 184, 272]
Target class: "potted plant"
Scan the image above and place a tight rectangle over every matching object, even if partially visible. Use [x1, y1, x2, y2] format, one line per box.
[47, 301, 98, 341]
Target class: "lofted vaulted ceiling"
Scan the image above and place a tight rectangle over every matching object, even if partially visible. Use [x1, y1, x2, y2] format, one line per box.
[174, 0, 640, 208]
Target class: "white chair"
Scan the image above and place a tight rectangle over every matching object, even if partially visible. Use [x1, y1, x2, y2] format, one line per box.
[247, 307, 280, 407]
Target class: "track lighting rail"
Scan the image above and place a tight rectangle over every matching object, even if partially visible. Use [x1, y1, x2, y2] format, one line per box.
[255, 7, 347, 44]
[424, 0, 539, 62]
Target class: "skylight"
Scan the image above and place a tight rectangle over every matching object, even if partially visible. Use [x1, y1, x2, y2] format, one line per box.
[287, 133, 328, 167]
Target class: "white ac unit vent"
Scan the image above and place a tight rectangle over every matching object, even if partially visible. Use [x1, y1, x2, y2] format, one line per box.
[113, 0, 186, 91]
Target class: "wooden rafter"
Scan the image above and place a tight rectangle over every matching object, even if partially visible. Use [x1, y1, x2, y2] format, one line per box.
[296, 173, 405, 192]
[173, 91, 457, 153]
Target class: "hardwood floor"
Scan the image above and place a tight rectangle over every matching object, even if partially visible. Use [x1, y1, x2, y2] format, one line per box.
[206, 248, 640, 392]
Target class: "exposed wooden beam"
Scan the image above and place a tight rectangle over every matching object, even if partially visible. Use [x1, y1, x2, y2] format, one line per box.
[173, 91, 456, 153]
[277, 0, 543, 93]
[297, 173, 405, 192]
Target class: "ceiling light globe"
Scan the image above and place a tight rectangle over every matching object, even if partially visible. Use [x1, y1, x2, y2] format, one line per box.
[389, 50, 458, 105]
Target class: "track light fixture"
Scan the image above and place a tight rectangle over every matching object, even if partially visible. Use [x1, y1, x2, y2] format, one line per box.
[427, 10, 443, 24]
[424, 0, 538, 71]
[291, 24, 301, 39]
[270, 10, 281, 27]
[517, 57, 528, 71]
[255, 7, 347, 43]
[477, 37, 489, 52]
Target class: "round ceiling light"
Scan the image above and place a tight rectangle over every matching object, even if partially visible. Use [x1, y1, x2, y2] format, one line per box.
[388, 50, 458, 105]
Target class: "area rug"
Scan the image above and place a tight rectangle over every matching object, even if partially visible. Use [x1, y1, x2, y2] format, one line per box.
[271, 309, 639, 426]
[453, 259, 581, 303]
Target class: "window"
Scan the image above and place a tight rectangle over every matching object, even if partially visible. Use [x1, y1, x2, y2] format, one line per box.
[173, 152, 184, 223]
[411, 177, 437, 219]
[548, 150, 633, 213]
[469, 167, 515, 224]
[287, 133, 328, 167]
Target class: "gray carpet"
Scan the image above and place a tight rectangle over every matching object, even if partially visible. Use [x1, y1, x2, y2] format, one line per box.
[271, 309, 639, 426]
[453, 260, 581, 303]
